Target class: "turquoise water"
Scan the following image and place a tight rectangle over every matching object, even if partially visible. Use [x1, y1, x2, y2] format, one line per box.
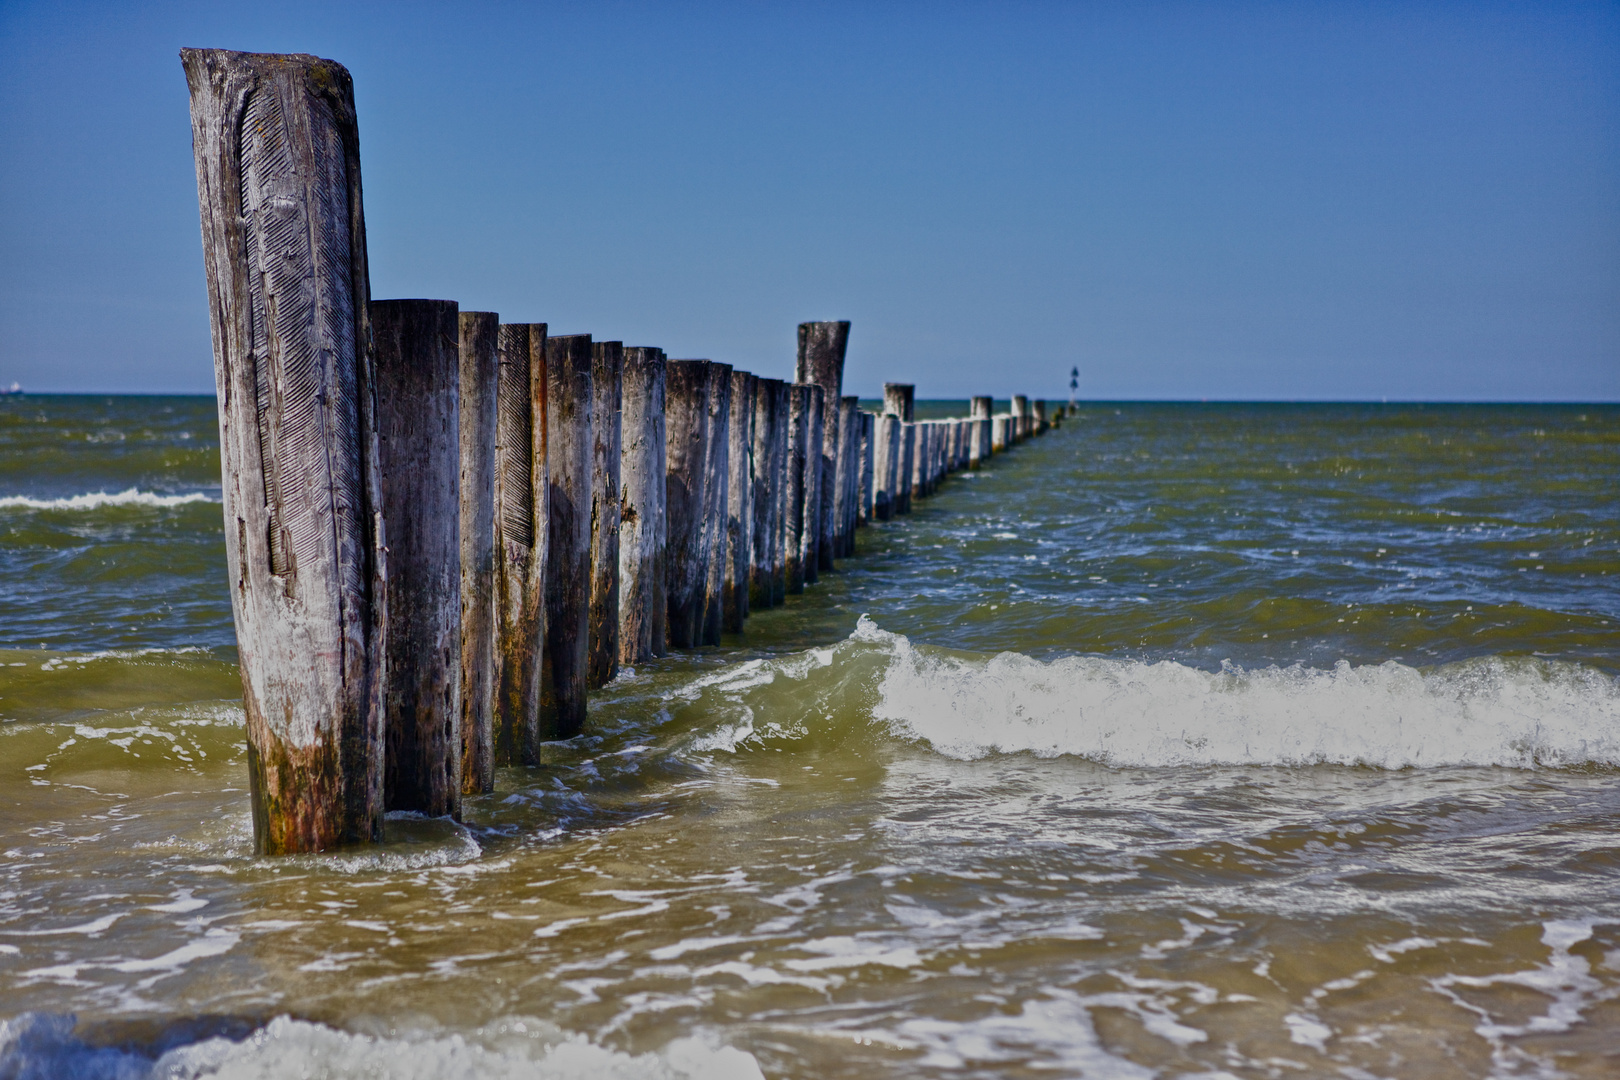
[1, 396, 1618, 1078]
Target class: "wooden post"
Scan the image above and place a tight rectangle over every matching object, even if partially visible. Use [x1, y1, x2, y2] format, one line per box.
[457, 311, 498, 796]
[749, 377, 782, 609]
[769, 381, 791, 602]
[699, 363, 732, 645]
[871, 413, 896, 520]
[897, 422, 915, 514]
[795, 322, 849, 571]
[913, 422, 932, 500]
[664, 361, 711, 647]
[542, 334, 592, 739]
[799, 385, 824, 585]
[374, 299, 462, 820]
[588, 341, 623, 688]
[993, 414, 1011, 452]
[492, 323, 547, 767]
[183, 48, 384, 854]
[969, 396, 991, 468]
[884, 382, 915, 423]
[1012, 395, 1031, 441]
[837, 396, 860, 555]
[619, 347, 667, 663]
[783, 383, 810, 593]
[725, 369, 756, 633]
[1034, 399, 1048, 434]
[856, 410, 874, 527]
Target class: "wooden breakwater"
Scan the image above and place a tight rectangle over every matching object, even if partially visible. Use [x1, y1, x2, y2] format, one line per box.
[183, 48, 1071, 853]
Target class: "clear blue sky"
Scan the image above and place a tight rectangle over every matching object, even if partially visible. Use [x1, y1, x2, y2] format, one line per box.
[1, 0, 1615, 399]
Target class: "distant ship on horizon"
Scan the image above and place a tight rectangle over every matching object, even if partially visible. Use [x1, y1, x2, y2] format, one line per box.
[0, 382, 22, 395]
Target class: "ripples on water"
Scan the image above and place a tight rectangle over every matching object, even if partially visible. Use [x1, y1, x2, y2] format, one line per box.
[1, 396, 1617, 1078]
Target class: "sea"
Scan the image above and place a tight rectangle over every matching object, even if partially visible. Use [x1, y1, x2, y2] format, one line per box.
[1, 394, 1617, 1079]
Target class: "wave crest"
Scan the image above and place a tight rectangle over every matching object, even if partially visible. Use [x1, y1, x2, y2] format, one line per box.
[0, 488, 216, 511]
[686, 617, 1620, 769]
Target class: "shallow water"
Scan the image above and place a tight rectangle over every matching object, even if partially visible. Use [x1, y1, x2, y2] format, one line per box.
[1, 396, 1617, 1078]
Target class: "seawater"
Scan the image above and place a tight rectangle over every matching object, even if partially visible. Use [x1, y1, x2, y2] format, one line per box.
[1, 395, 1617, 1079]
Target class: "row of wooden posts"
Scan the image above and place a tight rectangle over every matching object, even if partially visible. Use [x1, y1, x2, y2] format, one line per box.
[181, 47, 1065, 854]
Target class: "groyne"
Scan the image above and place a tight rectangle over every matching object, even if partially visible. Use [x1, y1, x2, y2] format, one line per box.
[182, 47, 1071, 853]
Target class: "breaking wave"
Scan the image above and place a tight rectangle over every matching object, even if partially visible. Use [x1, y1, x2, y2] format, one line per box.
[0, 488, 216, 511]
[0, 1013, 764, 1080]
[679, 616, 1620, 769]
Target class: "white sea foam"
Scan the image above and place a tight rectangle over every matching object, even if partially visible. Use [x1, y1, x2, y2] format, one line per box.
[0, 488, 215, 511]
[0, 1013, 764, 1080]
[853, 617, 1620, 768]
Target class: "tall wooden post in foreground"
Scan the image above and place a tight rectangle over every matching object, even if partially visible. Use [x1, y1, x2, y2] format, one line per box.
[543, 334, 593, 740]
[619, 348, 666, 663]
[493, 323, 547, 766]
[374, 299, 462, 821]
[588, 341, 623, 687]
[458, 312, 498, 795]
[183, 48, 384, 854]
[665, 361, 712, 648]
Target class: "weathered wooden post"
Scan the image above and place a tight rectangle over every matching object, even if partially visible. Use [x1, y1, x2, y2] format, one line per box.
[588, 341, 623, 688]
[799, 386, 824, 584]
[701, 363, 733, 644]
[1034, 399, 1048, 434]
[457, 311, 498, 796]
[542, 334, 592, 739]
[1012, 395, 1031, 441]
[748, 377, 781, 609]
[664, 361, 711, 647]
[898, 422, 917, 514]
[492, 323, 547, 767]
[996, 414, 1014, 452]
[794, 322, 849, 571]
[837, 396, 860, 554]
[619, 347, 667, 663]
[783, 384, 811, 593]
[183, 48, 384, 854]
[725, 369, 756, 633]
[871, 413, 896, 520]
[769, 381, 791, 603]
[969, 396, 991, 468]
[884, 382, 915, 423]
[373, 299, 462, 820]
[911, 422, 929, 500]
[857, 410, 874, 527]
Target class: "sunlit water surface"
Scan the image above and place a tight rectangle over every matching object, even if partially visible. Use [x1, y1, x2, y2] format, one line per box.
[2, 397, 1617, 1078]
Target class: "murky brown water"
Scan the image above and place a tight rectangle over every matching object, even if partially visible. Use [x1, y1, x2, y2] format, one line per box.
[2, 398, 1618, 1077]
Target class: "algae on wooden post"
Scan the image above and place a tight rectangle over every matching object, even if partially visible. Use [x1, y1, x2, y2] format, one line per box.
[182, 48, 385, 854]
